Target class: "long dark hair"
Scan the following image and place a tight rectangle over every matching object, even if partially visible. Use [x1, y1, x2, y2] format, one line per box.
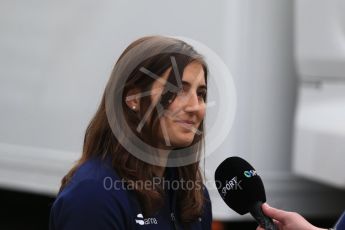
[60, 35, 209, 223]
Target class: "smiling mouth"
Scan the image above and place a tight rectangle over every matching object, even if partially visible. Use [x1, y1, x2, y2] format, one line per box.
[175, 120, 195, 129]
[176, 119, 195, 124]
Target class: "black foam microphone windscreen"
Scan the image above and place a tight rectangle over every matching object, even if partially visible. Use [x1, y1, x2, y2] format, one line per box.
[215, 156, 277, 230]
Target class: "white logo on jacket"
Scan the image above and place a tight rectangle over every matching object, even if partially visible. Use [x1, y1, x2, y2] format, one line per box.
[135, 213, 158, 225]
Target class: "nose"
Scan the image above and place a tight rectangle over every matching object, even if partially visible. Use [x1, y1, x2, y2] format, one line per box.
[184, 92, 202, 112]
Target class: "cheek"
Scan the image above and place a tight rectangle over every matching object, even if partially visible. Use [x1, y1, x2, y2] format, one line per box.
[164, 102, 180, 117]
[164, 101, 206, 121]
[198, 106, 206, 120]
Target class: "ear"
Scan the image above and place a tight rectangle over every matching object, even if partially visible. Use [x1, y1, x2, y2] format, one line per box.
[125, 87, 141, 112]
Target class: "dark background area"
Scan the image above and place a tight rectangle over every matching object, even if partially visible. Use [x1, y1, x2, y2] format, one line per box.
[0, 188, 55, 230]
[0, 188, 338, 230]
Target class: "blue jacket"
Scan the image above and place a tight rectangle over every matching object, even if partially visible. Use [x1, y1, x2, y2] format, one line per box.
[49, 157, 212, 230]
[334, 211, 345, 230]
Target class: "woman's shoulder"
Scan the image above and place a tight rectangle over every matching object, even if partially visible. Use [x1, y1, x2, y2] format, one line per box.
[57, 157, 128, 202]
[71, 156, 119, 181]
[50, 178, 133, 229]
[50, 158, 134, 229]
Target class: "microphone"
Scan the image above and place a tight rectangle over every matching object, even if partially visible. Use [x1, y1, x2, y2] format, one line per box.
[214, 156, 277, 230]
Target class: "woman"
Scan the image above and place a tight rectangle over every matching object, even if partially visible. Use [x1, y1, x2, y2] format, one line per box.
[49, 35, 212, 230]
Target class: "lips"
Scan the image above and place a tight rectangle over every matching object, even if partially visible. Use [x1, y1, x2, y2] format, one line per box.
[175, 120, 197, 131]
[176, 120, 196, 125]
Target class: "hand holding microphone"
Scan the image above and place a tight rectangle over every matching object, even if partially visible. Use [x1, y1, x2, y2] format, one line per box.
[214, 156, 342, 230]
[256, 203, 327, 230]
[214, 156, 278, 230]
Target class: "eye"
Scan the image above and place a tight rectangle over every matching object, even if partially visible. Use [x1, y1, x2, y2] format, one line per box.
[197, 89, 207, 101]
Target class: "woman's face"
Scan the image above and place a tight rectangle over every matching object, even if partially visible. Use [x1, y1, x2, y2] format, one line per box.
[152, 61, 207, 148]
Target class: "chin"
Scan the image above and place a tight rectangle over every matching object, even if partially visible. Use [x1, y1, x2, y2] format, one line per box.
[177, 142, 192, 148]
[172, 138, 194, 148]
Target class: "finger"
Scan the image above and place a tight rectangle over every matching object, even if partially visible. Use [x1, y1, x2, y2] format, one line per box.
[256, 221, 281, 230]
[261, 203, 288, 224]
[273, 219, 283, 230]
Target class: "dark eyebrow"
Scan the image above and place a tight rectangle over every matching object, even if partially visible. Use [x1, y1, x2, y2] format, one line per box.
[182, 80, 207, 90]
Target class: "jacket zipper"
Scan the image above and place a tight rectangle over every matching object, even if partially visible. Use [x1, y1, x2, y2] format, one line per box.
[171, 212, 178, 230]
